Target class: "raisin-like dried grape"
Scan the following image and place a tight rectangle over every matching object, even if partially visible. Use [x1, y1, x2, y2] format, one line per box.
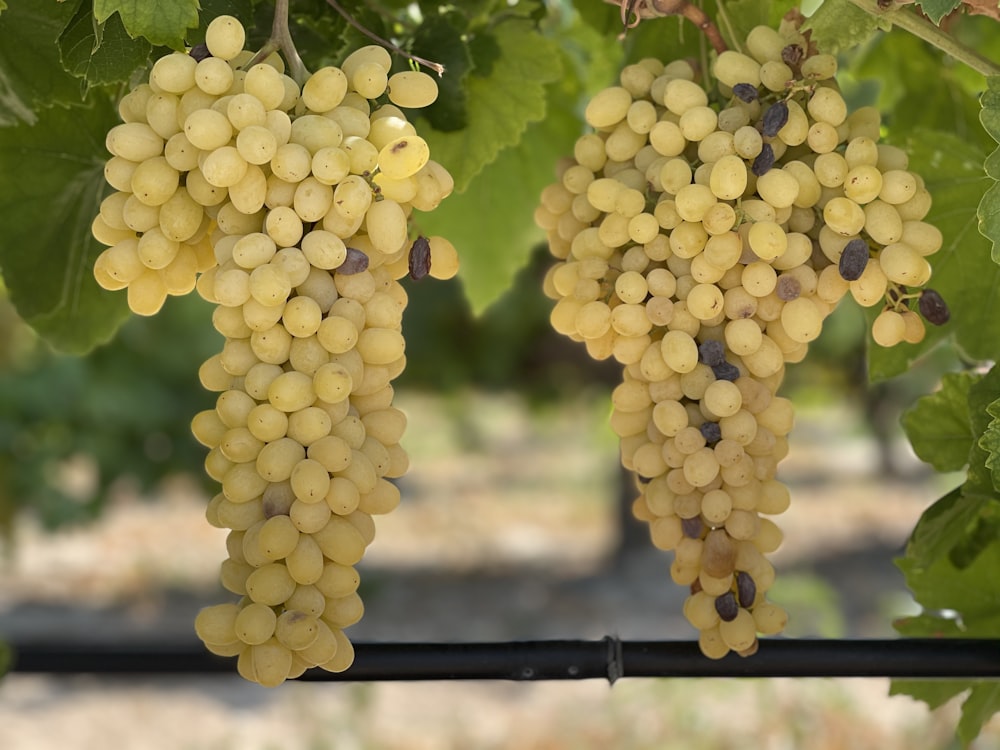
[337, 248, 370, 275]
[761, 101, 789, 137]
[919, 288, 950, 325]
[714, 591, 739, 622]
[838, 238, 869, 281]
[408, 236, 432, 280]
[733, 83, 759, 103]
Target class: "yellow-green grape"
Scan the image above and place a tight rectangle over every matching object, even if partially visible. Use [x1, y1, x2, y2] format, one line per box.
[275, 610, 321, 651]
[234, 601, 278, 646]
[157, 34, 458, 685]
[377, 135, 431, 180]
[536, 19, 946, 660]
[387, 70, 438, 109]
[427, 236, 460, 280]
[194, 602, 241, 646]
[871, 308, 907, 347]
[205, 15, 246, 61]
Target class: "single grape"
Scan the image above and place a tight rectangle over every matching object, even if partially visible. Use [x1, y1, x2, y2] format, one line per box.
[714, 592, 739, 622]
[408, 236, 432, 280]
[919, 288, 950, 325]
[736, 571, 757, 608]
[682, 516, 705, 539]
[775, 275, 801, 301]
[189, 43, 211, 62]
[732, 83, 759, 103]
[712, 362, 741, 382]
[751, 143, 775, 176]
[337, 248, 370, 275]
[760, 101, 789, 137]
[700, 421, 723, 445]
[781, 44, 804, 68]
[838, 238, 869, 281]
[698, 339, 726, 367]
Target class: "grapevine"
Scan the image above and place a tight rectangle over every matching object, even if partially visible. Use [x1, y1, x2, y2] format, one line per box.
[90, 11, 456, 685]
[535, 13, 949, 658]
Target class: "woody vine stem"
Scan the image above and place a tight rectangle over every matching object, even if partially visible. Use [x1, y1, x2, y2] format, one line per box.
[611, 0, 729, 52]
[847, 0, 1000, 78]
[253, 0, 448, 84]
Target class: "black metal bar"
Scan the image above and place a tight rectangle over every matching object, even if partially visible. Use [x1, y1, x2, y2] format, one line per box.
[7, 638, 1000, 680]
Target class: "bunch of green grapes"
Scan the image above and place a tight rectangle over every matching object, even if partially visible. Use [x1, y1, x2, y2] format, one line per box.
[535, 20, 947, 657]
[93, 15, 457, 685]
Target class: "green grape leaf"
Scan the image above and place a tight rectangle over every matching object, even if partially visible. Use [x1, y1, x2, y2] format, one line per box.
[803, 0, 887, 53]
[891, 676, 1000, 747]
[904, 487, 989, 570]
[0, 96, 130, 354]
[979, 398, 1000, 491]
[853, 32, 991, 151]
[889, 679, 970, 711]
[420, 19, 563, 193]
[901, 371, 978, 472]
[980, 77, 1000, 262]
[914, 0, 963, 23]
[948, 502, 1000, 569]
[982, 182, 1000, 264]
[408, 10, 473, 132]
[413, 85, 580, 315]
[93, 0, 200, 49]
[575, 0, 622, 35]
[867, 130, 999, 381]
[893, 612, 969, 639]
[896, 520, 1000, 636]
[965, 362, 1000, 494]
[0, 0, 85, 124]
[59, 0, 152, 93]
[958, 683, 1000, 746]
[893, 575, 1000, 747]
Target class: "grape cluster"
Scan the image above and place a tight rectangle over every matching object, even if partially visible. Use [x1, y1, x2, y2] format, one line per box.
[535, 22, 946, 657]
[93, 15, 457, 685]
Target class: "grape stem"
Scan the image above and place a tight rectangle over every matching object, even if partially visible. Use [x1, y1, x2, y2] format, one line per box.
[324, 0, 446, 76]
[271, 0, 309, 84]
[244, 0, 310, 83]
[609, 0, 728, 53]
[847, 0, 1000, 78]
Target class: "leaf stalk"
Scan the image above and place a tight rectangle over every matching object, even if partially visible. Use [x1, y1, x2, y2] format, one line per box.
[846, 0, 1000, 78]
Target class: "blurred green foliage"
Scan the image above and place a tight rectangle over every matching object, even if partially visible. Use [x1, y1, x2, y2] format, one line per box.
[0, 291, 220, 531]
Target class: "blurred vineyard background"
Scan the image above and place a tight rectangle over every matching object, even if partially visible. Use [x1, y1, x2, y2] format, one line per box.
[2, 247, 997, 749]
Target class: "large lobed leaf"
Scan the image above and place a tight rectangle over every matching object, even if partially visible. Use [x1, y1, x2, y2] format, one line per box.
[979, 398, 1000, 491]
[894, 363, 1000, 745]
[914, 0, 964, 24]
[893, 529, 1000, 745]
[415, 81, 582, 316]
[59, 0, 152, 94]
[979, 77, 1000, 263]
[0, 0, 85, 124]
[93, 0, 199, 50]
[803, 0, 889, 53]
[0, 96, 130, 353]
[901, 371, 978, 473]
[420, 19, 563, 194]
[415, 19, 570, 314]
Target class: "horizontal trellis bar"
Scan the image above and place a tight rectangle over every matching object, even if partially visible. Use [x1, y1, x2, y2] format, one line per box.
[8, 638, 1000, 681]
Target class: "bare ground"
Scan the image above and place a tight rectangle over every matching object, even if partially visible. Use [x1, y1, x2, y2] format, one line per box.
[0, 392, 996, 750]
